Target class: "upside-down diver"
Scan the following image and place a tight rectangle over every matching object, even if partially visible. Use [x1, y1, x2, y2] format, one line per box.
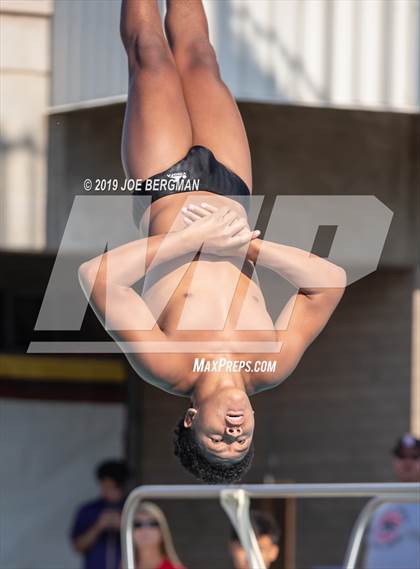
[78, 0, 346, 483]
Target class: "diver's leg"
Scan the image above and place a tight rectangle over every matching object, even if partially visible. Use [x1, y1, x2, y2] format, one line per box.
[120, 0, 193, 179]
[164, 0, 253, 190]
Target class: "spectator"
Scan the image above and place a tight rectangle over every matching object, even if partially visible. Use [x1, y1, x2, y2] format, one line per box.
[362, 433, 420, 569]
[229, 510, 280, 569]
[132, 501, 185, 569]
[70, 459, 129, 569]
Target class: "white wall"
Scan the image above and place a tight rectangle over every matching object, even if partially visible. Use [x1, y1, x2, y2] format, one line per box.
[51, 0, 420, 112]
[0, 399, 125, 569]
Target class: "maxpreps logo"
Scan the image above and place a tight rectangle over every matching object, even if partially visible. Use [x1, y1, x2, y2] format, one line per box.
[167, 172, 187, 182]
[165, 171, 200, 191]
[29, 195, 393, 354]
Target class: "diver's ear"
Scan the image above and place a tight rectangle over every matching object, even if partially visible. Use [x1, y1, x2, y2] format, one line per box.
[183, 408, 198, 428]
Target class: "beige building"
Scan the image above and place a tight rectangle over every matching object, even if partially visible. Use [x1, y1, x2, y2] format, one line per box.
[0, 0, 52, 250]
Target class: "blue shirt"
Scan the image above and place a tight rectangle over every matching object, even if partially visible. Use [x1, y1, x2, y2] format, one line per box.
[70, 498, 124, 569]
[364, 503, 420, 569]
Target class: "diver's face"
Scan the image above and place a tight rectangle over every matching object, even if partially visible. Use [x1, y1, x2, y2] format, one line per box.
[185, 388, 255, 463]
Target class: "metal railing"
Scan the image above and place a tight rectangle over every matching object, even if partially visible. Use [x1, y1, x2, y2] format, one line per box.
[121, 482, 420, 569]
[343, 494, 419, 568]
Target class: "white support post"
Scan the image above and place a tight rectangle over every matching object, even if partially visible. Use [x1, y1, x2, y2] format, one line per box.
[220, 488, 266, 569]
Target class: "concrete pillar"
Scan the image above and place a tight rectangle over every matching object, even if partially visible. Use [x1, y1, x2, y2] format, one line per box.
[411, 265, 420, 436]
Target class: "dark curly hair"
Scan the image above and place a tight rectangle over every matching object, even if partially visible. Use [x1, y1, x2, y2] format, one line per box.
[173, 415, 254, 484]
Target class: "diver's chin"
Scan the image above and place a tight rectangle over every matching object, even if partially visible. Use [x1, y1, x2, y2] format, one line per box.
[225, 388, 248, 404]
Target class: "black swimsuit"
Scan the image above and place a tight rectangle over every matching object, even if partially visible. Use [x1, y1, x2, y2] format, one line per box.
[132, 145, 251, 227]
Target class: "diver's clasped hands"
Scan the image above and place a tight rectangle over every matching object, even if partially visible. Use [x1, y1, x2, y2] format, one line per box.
[181, 203, 260, 257]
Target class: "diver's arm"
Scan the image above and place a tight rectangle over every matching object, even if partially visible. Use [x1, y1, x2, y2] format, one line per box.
[247, 238, 347, 295]
[77, 218, 213, 347]
[78, 232, 194, 386]
[249, 237, 346, 343]
[248, 238, 346, 391]
[78, 230, 196, 291]
[78, 206, 254, 289]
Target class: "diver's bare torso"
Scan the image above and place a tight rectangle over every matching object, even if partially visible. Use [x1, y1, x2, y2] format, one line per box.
[135, 191, 280, 396]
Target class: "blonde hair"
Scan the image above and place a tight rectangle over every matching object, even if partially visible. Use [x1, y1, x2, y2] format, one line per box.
[133, 501, 183, 566]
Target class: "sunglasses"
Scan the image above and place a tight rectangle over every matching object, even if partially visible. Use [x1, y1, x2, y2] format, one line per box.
[133, 520, 159, 529]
